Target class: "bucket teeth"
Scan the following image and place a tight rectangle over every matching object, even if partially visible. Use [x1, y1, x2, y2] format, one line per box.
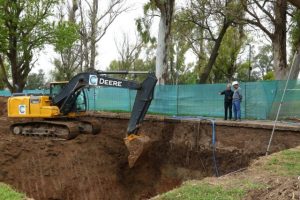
[124, 134, 151, 168]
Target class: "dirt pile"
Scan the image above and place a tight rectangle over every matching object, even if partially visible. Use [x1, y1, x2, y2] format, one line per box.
[0, 114, 300, 200]
[245, 178, 300, 200]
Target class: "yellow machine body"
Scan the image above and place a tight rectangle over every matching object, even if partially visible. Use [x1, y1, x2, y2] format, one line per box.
[7, 96, 60, 118]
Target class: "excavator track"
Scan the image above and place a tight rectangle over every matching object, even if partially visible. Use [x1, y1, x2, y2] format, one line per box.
[10, 119, 100, 140]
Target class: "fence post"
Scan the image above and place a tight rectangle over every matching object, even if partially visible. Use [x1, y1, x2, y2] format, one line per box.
[93, 87, 96, 111]
[244, 83, 247, 119]
[129, 89, 132, 112]
[176, 84, 179, 116]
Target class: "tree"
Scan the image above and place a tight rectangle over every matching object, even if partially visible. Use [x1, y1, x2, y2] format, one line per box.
[78, 0, 127, 70]
[183, 0, 244, 83]
[212, 27, 247, 83]
[107, 33, 155, 82]
[0, 61, 9, 89]
[149, 0, 175, 84]
[108, 59, 155, 82]
[168, 12, 192, 84]
[135, 6, 194, 84]
[252, 45, 274, 79]
[289, 8, 300, 80]
[114, 33, 144, 72]
[236, 61, 261, 81]
[52, 0, 81, 81]
[0, 0, 59, 92]
[242, 0, 288, 80]
[25, 69, 46, 90]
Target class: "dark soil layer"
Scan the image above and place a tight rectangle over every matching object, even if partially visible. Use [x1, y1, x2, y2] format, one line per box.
[0, 97, 300, 199]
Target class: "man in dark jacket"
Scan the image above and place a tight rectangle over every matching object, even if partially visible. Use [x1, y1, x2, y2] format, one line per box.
[219, 84, 234, 120]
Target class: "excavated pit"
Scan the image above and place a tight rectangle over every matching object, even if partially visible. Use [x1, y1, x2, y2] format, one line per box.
[0, 107, 300, 199]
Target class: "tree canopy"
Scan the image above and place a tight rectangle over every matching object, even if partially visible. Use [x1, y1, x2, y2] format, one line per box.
[0, 0, 70, 92]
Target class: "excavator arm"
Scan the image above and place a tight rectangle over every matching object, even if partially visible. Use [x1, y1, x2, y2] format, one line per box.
[51, 71, 157, 136]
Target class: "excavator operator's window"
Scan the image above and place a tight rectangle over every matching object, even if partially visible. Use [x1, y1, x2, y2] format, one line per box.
[75, 90, 87, 111]
[50, 82, 67, 98]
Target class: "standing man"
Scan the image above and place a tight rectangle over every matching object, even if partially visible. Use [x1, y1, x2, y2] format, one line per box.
[232, 81, 242, 121]
[219, 84, 233, 120]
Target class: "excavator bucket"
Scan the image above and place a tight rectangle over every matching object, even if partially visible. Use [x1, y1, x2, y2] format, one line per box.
[124, 134, 151, 168]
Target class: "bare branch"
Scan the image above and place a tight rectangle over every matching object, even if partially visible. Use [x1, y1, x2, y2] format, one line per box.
[253, 0, 275, 23]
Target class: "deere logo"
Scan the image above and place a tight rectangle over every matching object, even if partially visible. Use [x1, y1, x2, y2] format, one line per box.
[19, 105, 26, 114]
[89, 75, 98, 86]
[99, 78, 122, 87]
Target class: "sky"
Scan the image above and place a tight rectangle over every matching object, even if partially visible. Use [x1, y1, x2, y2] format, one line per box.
[34, 0, 151, 74]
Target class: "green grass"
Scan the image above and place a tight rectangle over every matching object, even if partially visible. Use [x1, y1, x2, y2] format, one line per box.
[0, 183, 25, 200]
[265, 148, 300, 176]
[157, 182, 245, 200]
[236, 179, 267, 191]
[155, 176, 268, 200]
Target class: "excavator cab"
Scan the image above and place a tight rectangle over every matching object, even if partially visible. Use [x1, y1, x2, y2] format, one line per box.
[50, 81, 87, 113]
[50, 81, 68, 99]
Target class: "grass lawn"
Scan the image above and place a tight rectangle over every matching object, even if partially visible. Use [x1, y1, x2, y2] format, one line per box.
[0, 183, 25, 200]
[157, 182, 245, 200]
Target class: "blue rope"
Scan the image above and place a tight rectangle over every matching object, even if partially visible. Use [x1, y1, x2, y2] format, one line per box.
[170, 116, 219, 177]
[211, 120, 219, 177]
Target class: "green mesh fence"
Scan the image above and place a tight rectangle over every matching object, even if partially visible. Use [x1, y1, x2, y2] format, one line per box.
[1, 80, 300, 120]
[0, 89, 49, 96]
[268, 80, 300, 119]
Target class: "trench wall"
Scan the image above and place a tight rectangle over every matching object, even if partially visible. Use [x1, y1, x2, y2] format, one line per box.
[0, 114, 300, 200]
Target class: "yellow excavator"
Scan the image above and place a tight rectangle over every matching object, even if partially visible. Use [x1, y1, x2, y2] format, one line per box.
[7, 71, 157, 167]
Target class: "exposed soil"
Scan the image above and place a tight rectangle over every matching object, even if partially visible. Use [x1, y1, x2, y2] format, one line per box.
[0, 97, 300, 200]
[0, 118, 248, 200]
[245, 178, 300, 200]
[0, 96, 7, 116]
[190, 146, 300, 200]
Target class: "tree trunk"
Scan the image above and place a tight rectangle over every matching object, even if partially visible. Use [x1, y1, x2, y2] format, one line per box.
[156, 12, 168, 85]
[82, 31, 89, 70]
[89, 0, 98, 70]
[155, 0, 175, 85]
[69, 0, 78, 22]
[90, 37, 96, 69]
[8, 33, 24, 93]
[289, 43, 300, 80]
[0, 55, 13, 91]
[198, 23, 230, 83]
[273, 0, 287, 80]
[273, 41, 287, 79]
